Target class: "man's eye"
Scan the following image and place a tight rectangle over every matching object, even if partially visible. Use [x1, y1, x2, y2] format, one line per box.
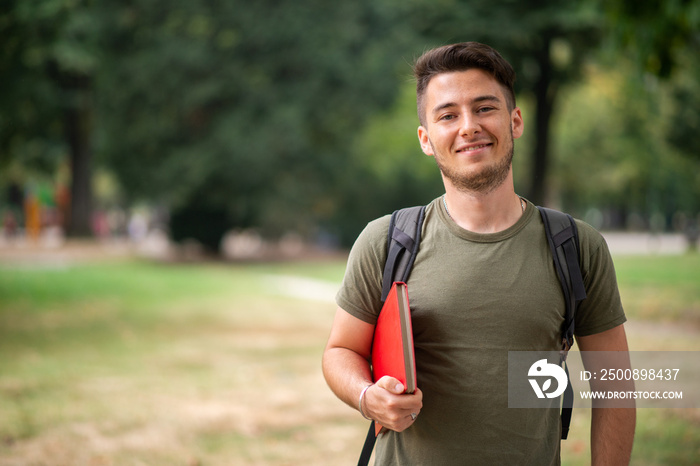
[439, 114, 456, 121]
[477, 106, 495, 113]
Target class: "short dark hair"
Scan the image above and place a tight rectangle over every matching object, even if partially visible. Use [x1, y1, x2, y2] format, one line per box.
[413, 42, 516, 126]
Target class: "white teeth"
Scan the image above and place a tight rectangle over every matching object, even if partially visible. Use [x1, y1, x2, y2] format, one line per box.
[460, 144, 487, 152]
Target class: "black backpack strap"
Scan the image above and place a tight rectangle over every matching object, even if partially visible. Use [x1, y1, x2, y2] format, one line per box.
[537, 207, 587, 350]
[357, 421, 377, 466]
[381, 205, 427, 302]
[537, 206, 587, 440]
[358, 205, 426, 466]
[560, 361, 574, 439]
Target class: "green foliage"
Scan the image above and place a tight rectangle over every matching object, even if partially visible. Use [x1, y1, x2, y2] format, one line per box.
[553, 62, 700, 225]
[602, 0, 700, 78]
[0, 0, 98, 173]
[331, 82, 444, 243]
[666, 49, 700, 160]
[169, 197, 231, 252]
[95, 0, 417, 245]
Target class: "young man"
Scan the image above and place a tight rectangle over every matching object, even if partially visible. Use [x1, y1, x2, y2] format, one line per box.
[322, 42, 635, 465]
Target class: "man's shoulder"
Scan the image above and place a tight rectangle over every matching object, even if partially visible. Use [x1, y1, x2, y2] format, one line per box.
[572, 217, 609, 255]
[356, 213, 392, 247]
[356, 199, 440, 247]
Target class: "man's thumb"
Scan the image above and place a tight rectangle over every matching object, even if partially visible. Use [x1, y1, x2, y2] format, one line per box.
[377, 376, 405, 394]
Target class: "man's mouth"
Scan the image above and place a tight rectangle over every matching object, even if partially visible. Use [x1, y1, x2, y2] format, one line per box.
[457, 143, 491, 153]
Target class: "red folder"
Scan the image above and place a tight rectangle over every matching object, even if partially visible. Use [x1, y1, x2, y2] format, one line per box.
[371, 282, 417, 435]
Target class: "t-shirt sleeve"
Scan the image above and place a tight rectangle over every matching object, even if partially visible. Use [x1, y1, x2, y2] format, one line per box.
[335, 215, 391, 325]
[574, 220, 627, 336]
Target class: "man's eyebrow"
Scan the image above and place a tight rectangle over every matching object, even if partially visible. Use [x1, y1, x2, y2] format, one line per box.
[431, 95, 502, 115]
[473, 95, 501, 104]
[431, 101, 458, 115]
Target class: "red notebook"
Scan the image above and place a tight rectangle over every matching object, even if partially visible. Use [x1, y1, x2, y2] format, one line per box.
[371, 282, 417, 435]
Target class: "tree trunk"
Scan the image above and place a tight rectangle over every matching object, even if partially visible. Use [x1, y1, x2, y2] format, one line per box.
[65, 81, 94, 238]
[529, 36, 558, 207]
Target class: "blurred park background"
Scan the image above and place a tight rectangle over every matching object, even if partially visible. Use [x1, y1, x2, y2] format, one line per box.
[1, 0, 699, 464]
[2, 0, 700, 251]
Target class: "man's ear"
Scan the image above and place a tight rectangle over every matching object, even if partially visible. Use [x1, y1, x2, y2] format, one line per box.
[417, 126, 434, 156]
[511, 107, 524, 139]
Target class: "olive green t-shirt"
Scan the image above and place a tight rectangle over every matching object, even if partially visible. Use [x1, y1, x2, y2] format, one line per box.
[336, 197, 626, 466]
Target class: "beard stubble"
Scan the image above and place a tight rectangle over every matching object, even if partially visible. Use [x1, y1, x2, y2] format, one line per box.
[431, 135, 514, 195]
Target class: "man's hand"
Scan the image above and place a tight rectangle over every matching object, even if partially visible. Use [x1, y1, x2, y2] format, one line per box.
[363, 376, 423, 432]
[322, 308, 423, 432]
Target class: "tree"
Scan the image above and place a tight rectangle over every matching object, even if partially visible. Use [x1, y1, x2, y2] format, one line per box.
[591, 0, 700, 239]
[602, 0, 700, 79]
[553, 64, 700, 227]
[601, 0, 700, 159]
[96, 0, 417, 250]
[0, 0, 99, 237]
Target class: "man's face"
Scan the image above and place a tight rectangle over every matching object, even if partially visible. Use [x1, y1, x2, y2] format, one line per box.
[417, 69, 523, 194]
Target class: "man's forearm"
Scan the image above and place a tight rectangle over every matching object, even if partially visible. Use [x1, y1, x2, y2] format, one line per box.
[322, 346, 373, 411]
[578, 326, 635, 464]
[590, 406, 636, 465]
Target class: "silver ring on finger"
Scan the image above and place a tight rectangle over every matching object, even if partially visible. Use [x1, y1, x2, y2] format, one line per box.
[410, 412, 418, 421]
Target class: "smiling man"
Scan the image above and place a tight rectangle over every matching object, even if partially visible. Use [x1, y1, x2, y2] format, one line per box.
[323, 42, 635, 465]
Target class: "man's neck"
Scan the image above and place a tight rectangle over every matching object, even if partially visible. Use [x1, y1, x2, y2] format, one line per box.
[442, 179, 524, 234]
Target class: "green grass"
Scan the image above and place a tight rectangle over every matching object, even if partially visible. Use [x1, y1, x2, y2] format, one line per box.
[0, 258, 353, 465]
[0, 254, 697, 464]
[0, 262, 263, 364]
[560, 408, 700, 466]
[613, 253, 700, 325]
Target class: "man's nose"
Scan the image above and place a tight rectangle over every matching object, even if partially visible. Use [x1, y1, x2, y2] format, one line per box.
[459, 114, 480, 137]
